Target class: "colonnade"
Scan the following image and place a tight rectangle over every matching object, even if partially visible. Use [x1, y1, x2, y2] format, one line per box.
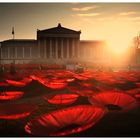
[0, 46, 33, 59]
[38, 37, 80, 59]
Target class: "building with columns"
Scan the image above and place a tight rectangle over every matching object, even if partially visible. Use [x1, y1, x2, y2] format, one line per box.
[37, 23, 81, 61]
[0, 23, 108, 64]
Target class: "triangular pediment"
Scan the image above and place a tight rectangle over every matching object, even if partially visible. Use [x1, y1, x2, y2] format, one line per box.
[38, 23, 81, 34]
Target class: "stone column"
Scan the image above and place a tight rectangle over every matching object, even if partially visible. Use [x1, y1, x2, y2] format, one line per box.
[96, 47, 99, 60]
[8, 47, 10, 59]
[30, 47, 32, 58]
[61, 38, 64, 59]
[98, 48, 102, 60]
[95, 47, 97, 60]
[50, 38, 52, 58]
[91, 47, 93, 59]
[23, 47, 25, 58]
[87, 47, 89, 59]
[38, 40, 41, 58]
[0, 47, 2, 59]
[55, 38, 58, 59]
[15, 47, 17, 59]
[90, 47, 92, 59]
[94, 47, 96, 59]
[44, 39, 46, 58]
[85, 47, 87, 59]
[83, 46, 85, 59]
[72, 38, 75, 58]
[75, 40, 79, 58]
[95, 48, 99, 59]
[66, 38, 69, 59]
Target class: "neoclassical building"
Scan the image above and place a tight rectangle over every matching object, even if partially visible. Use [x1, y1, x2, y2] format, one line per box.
[0, 24, 108, 64]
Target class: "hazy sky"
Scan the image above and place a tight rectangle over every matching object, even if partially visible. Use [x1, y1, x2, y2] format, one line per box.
[1, 3, 140, 43]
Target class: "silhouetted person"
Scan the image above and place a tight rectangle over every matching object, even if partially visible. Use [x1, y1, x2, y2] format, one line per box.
[39, 64, 43, 70]
[62, 64, 66, 69]
[128, 64, 132, 71]
[0, 64, 4, 74]
[75, 63, 84, 73]
[97, 65, 103, 72]
[10, 63, 16, 74]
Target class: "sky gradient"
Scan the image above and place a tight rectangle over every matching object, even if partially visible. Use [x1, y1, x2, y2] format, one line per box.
[1, 3, 140, 43]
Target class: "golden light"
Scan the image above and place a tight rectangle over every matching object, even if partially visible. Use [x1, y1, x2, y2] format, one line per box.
[107, 33, 131, 56]
[97, 20, 136, 66]
[104, 22, 133, 55]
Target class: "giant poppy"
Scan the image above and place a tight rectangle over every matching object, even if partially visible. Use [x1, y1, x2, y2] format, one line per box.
[0, 103, 37, 119]
[89, 91, 138, 112]
[24, 105, 107, 136]
[43, 93, 79, 105]
[0, 91, 24, 100]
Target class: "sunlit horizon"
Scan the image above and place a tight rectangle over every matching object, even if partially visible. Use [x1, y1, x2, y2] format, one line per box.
[1, 3, 140, 59]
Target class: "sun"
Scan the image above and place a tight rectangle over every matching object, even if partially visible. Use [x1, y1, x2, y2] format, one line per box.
[107, 34, 131, 55]
[103, 21, 134, 57]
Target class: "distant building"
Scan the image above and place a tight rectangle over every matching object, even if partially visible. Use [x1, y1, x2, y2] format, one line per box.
[0, 23, 108, 64]
[80, 40, 108, 63]
[129, 36, 140, 66]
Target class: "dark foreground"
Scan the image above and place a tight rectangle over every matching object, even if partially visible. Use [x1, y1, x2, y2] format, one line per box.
[0, 68, 140, 137]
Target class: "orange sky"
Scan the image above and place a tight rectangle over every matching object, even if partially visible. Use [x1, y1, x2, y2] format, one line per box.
[0, 3, 140, 45]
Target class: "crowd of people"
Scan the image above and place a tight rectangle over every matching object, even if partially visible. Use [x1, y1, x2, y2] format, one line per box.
[0, 63, 16, 75]
[0, 62, 136, 76]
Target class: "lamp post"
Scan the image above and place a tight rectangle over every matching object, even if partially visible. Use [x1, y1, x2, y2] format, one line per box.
[12, 27, 15, 64]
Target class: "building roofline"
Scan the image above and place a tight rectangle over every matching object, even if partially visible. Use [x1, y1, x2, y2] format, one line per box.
[37, 23, 81, 34]
[1, 39, 37, 43]
[80, 40, 106, 42]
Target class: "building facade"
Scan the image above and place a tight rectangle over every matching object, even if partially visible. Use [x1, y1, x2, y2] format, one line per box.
[0, 24, 108, 64]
